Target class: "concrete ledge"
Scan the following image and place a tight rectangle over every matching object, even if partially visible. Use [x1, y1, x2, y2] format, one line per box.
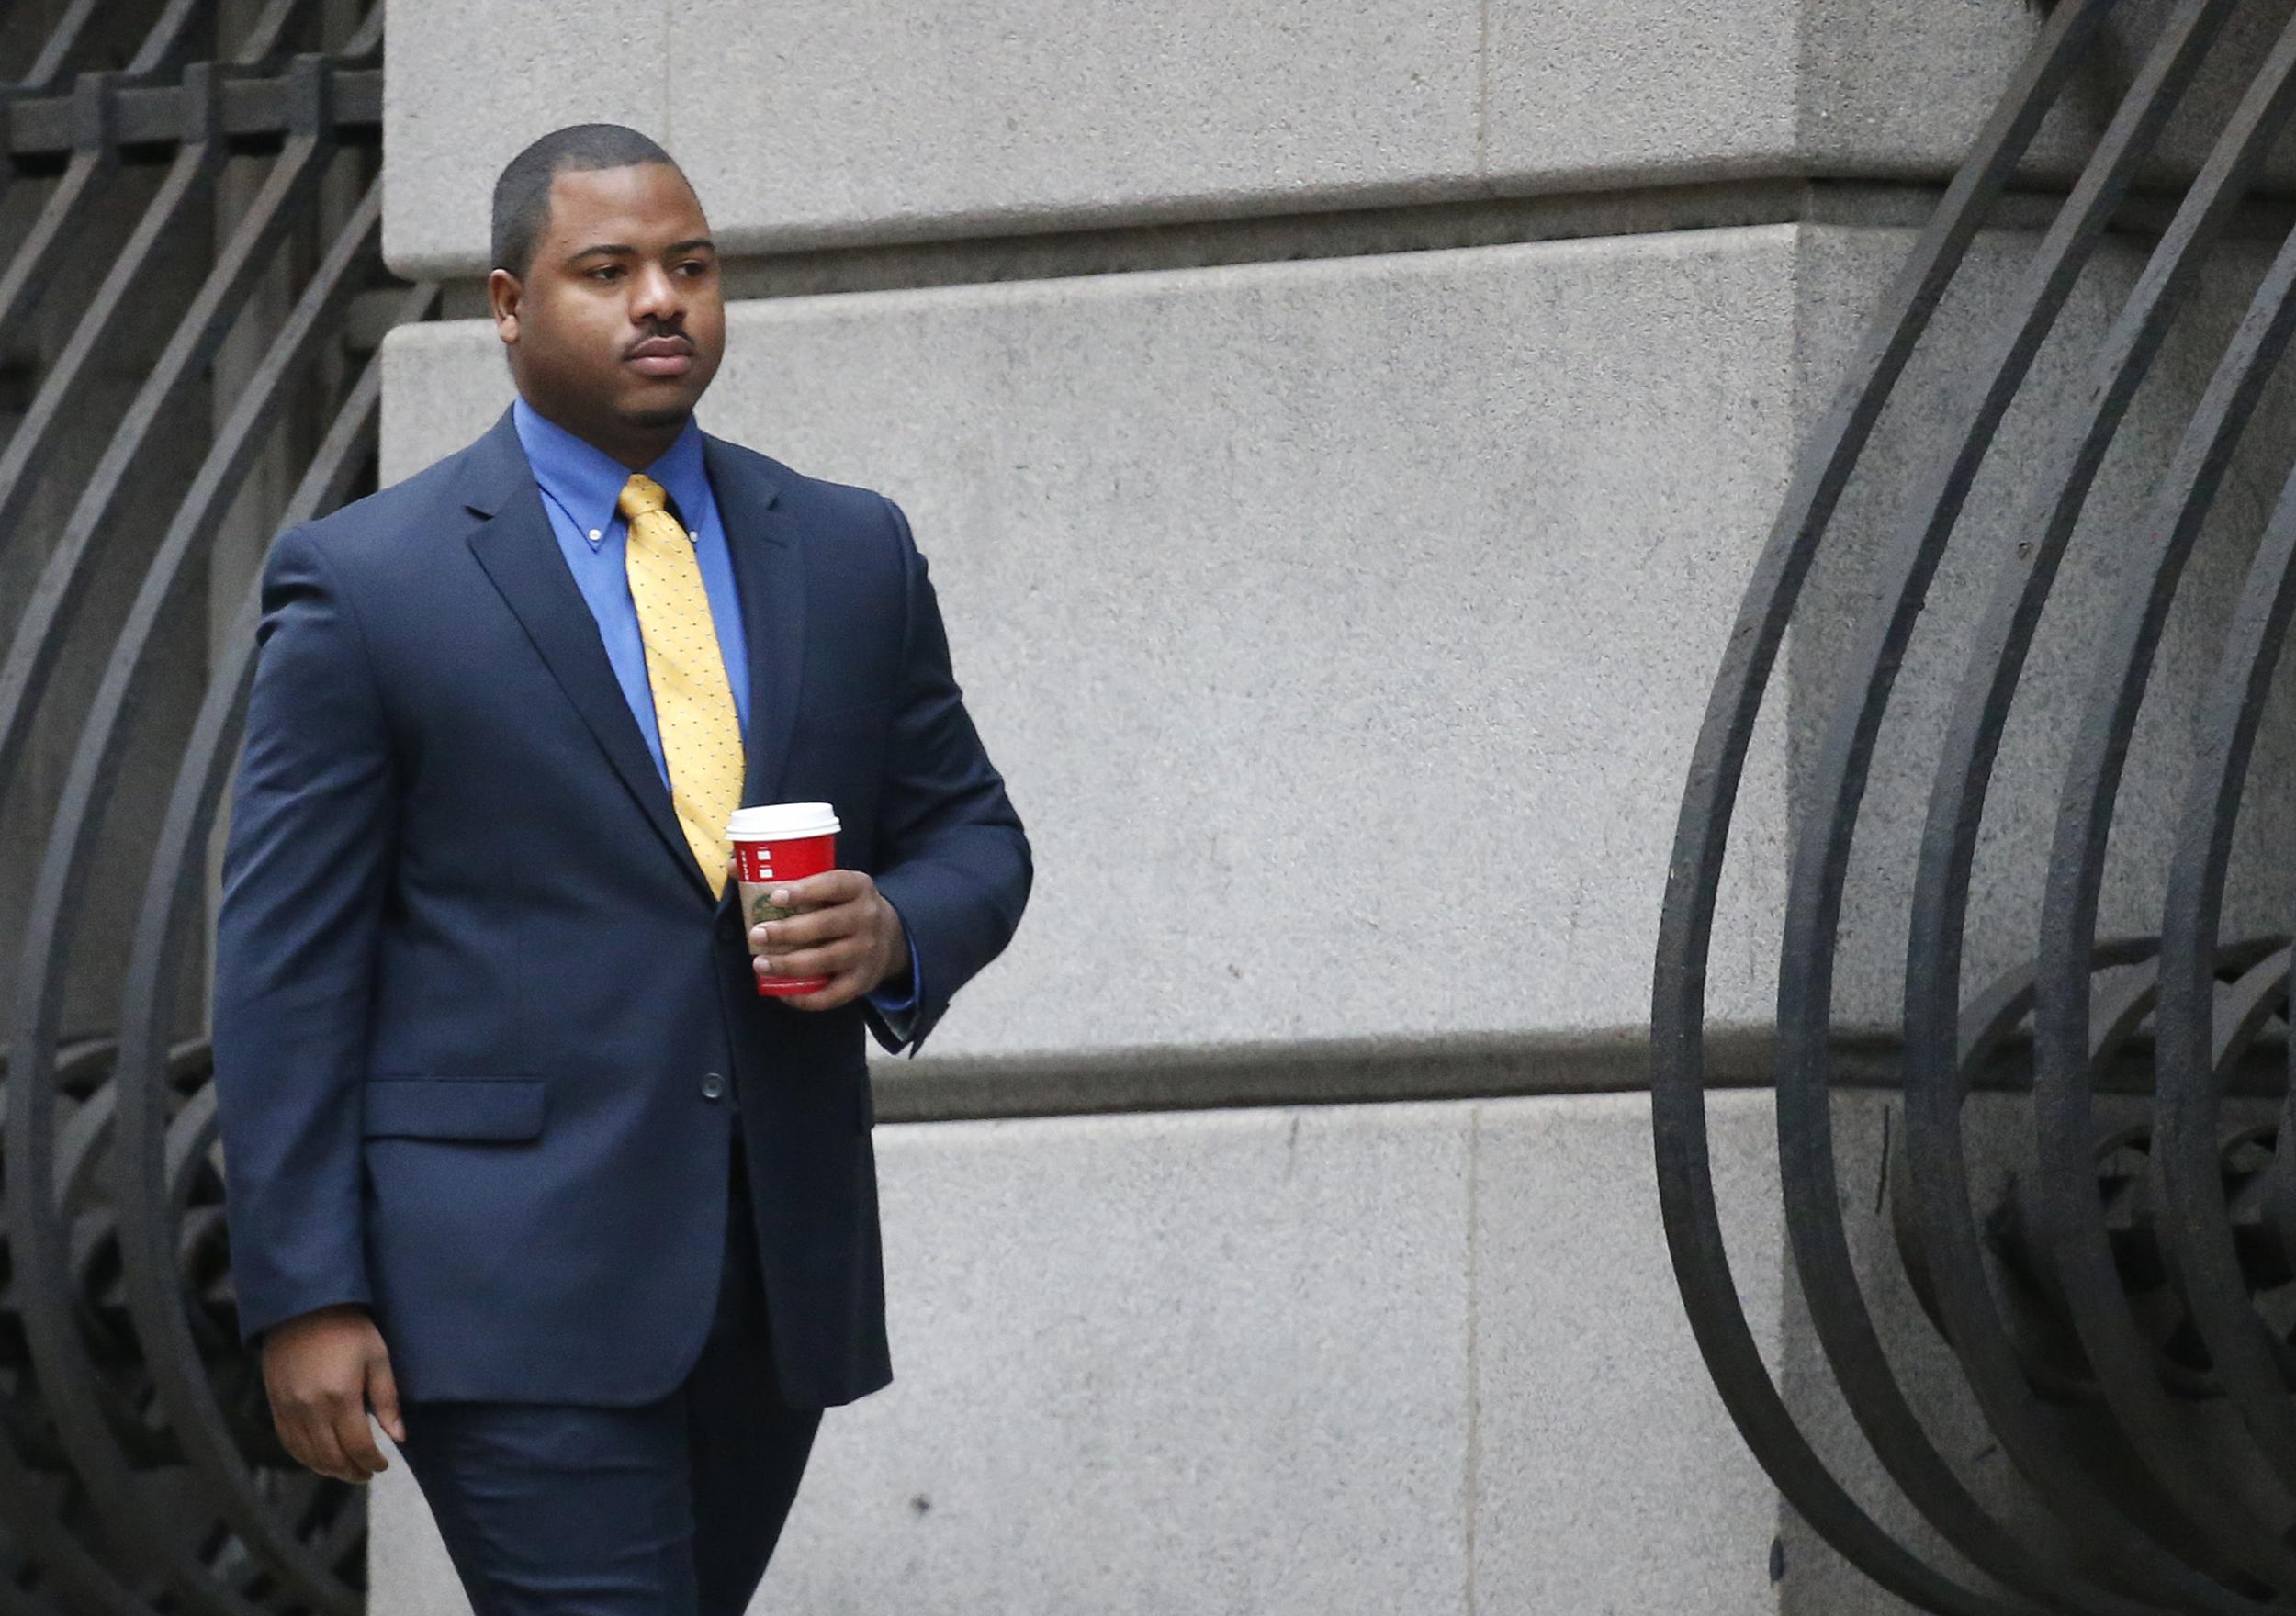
[867, 1029, 2283, 1122]
[874, 1025, 1823, 1121]
[422, 178, 2296, 318]
[384, 0, 2296, 278]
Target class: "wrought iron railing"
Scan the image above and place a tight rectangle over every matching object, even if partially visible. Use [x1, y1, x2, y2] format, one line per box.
[1659, 0, 2296, 1609]
[0, 3, 433, 1610]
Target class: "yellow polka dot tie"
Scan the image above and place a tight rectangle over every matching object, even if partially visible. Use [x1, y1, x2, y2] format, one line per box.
[619, 472, 743, 899]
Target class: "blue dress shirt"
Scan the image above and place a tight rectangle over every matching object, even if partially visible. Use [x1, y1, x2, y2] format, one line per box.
[511, 397, 919, 1033]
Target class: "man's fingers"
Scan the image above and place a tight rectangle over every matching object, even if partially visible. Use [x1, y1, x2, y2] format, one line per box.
[772, 869, 868, 910]
[755, 937, 868, 982]
[367, 1353, 409, 1446]
[782, 970, 868, 1012]
[274, 1410, 318, 1475]
[757, 930, 867, 974]
[285, 1408, 362, 1484]
[755, 903, 861, 950]
[331, 1392, 390, 1479]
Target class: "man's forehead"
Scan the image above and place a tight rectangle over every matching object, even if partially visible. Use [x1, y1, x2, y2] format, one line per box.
[545, 165, 706, 235]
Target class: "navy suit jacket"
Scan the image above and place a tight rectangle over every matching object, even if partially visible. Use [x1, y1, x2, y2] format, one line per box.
[209, 402, 1030, 1408]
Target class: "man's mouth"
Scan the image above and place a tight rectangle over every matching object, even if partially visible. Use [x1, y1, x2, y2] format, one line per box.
[625, 336, 693, 378]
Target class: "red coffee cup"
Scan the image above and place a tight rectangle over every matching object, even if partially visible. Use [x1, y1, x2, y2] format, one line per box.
[726, 802, 841, 997]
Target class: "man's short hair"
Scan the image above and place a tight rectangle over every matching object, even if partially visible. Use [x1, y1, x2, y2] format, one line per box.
[491, 123, 680, 278]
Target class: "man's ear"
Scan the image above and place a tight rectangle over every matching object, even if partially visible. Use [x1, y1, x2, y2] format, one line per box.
[488, 268, 523, 344]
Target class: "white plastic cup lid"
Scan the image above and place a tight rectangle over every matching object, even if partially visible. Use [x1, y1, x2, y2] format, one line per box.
[726, 802, 839, 842]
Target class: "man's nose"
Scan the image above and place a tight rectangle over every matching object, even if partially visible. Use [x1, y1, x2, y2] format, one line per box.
[628, 262, 684, 324]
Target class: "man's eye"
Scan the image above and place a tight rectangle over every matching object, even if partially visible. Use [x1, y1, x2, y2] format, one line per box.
[590, 265, 622, 281]
[678, 260, 710, 275]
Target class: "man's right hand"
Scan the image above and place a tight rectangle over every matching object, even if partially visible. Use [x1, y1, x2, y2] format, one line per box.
[259, 1303, 408, 1483]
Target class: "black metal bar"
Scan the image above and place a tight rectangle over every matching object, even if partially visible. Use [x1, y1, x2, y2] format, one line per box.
[125, 0, 214, 78]
[0, 52, 350, 790]
[13, 0, 106, 94]
[34, 174, 395, 1614]
[0, 73, 225, 574]
[0, 4, 422, 1606]
[1893, 936, 2263, 1595]
[231, 0, 316, 66]
[2027, 94, 2296, 1596]
[2150, 447, 2296, 1495]
[1657, 0, 2296, 1609]
[1644, 0, 2296, 1607]
[0, 1, 366, 352]
[111, 287, 414, 1613]
[5, 65, 381, 168]
[1879, 25, 2296, 1608]
[0, 86, 350, 1616]
[1895, 12, 2296, 1580]
[1648, 2, 2131, 1610]
[1773, 2, 2287, 1603]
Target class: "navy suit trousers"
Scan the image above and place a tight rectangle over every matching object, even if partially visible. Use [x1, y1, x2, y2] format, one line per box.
[393, 1128, 822, 1615]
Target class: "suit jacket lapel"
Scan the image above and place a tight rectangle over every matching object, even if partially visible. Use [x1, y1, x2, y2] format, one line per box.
[459, 406, 717, 905]
[703, 433, 805, 808]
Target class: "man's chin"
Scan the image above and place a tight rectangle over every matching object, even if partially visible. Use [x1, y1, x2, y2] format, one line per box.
[625, 400, 694, 432]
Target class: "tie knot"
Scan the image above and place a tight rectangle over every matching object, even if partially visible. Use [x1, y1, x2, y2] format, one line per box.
[618, 473, 670, 522]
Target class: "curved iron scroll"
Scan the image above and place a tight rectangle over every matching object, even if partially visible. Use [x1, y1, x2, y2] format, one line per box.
[1658, 1, 2296, 1610]
[0, 3, 436, 1611]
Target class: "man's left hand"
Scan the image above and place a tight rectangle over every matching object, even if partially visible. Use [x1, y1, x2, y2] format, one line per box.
[739, 866, 908, 1012]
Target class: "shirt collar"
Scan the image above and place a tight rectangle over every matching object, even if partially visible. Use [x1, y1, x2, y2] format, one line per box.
[512, 395, 712, 544]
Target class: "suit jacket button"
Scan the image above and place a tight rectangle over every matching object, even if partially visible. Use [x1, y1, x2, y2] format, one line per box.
[702, 1072, 726, 1100]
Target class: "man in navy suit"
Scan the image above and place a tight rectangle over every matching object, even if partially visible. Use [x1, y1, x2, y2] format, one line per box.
[209, 122, 1030, 1612]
